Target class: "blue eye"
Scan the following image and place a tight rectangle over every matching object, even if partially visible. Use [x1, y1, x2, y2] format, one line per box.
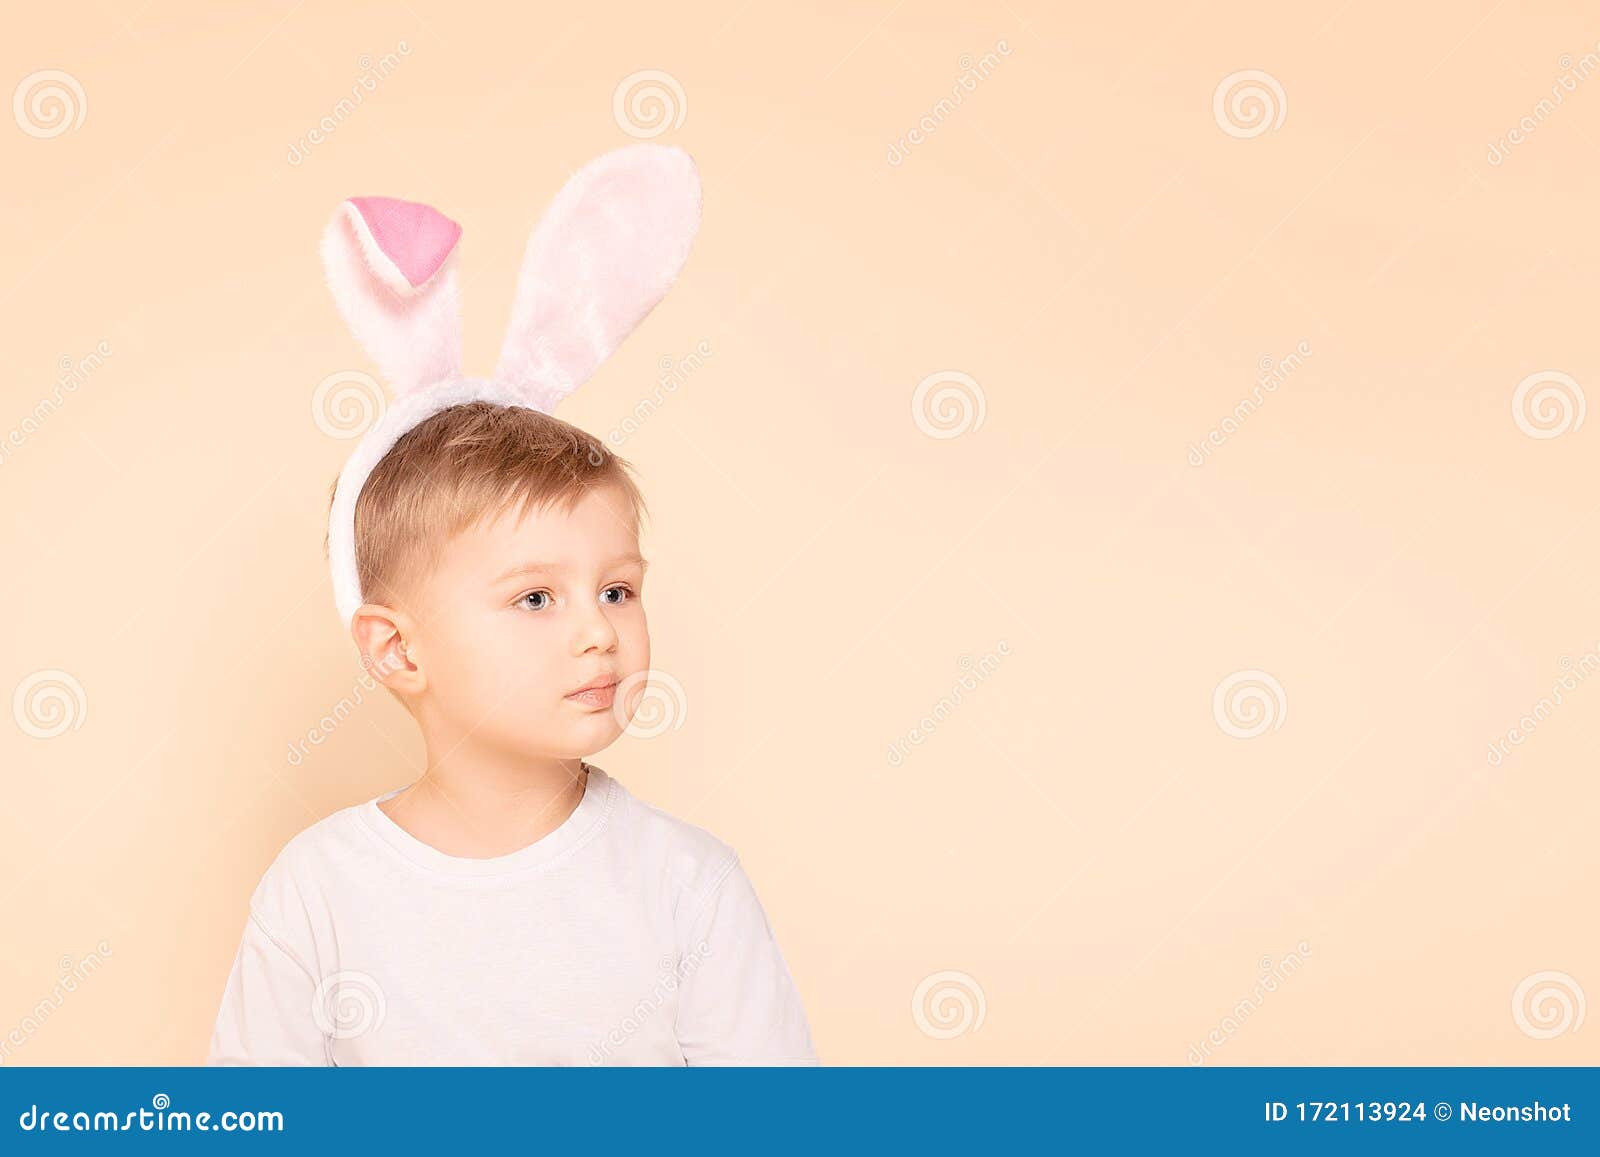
[601, 585, 633, 606]
[518, 590, 552, 611]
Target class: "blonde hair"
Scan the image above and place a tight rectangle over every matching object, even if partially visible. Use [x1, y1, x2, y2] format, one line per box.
[327, 401, 648, 611]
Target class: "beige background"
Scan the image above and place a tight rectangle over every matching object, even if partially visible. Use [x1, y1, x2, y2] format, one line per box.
[2, 0, 1597, 1065]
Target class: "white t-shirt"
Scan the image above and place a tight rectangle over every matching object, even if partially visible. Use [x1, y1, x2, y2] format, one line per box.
[206, 763, 817, 1066]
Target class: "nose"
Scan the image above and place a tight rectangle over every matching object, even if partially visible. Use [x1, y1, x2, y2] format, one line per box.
[572, 597, 620, 655]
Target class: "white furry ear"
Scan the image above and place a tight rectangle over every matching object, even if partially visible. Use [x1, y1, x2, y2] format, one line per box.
[320, 196, 464, 395]
[493, 144, 702, 411]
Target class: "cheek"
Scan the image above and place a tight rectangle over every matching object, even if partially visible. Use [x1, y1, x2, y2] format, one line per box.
[482, 622, 558, 689]
[629, 608, 650, 668]
[460, 624, 567, 721]
[432, 616, 535, 694]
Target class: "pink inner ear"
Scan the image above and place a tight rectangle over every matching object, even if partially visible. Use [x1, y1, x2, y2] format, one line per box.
[348, 196, 461, 289]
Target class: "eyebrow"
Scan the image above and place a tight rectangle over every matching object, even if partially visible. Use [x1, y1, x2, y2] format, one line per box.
[492, 553, 649, 585]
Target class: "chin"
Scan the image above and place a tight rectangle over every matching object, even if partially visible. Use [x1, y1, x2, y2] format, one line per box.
[566, 721, 624, 754]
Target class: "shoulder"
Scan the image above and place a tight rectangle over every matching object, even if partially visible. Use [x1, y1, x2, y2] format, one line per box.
[603, 770, 742, 901]
[244, 801, 370, 934]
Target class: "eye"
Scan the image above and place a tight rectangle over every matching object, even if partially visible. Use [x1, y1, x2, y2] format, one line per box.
[517, 589, 553, 612]
[600, 584, 634, 606]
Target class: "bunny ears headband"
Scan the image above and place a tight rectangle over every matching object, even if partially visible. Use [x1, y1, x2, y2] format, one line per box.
[320, 143, 702, 627]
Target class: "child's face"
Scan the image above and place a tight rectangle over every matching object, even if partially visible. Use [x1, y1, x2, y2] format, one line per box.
[405, 481, 650, 760]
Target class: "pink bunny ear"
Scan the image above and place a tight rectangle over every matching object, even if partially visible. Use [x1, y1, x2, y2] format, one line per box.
[493, 144, 702, 411]
[321, 195, 464, 394]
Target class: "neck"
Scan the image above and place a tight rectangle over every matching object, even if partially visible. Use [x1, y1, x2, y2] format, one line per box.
[386, 735, 590, 859]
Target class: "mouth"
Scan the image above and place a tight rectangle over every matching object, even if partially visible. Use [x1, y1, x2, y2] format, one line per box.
[564, 675, 619, 710]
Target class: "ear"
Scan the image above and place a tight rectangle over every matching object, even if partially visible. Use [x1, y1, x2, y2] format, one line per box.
[493, 143, 702, 411]
[321, 196, 464, 395]
[350, 603, 426, 699]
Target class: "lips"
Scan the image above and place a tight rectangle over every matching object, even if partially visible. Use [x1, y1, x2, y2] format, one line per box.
[566, 674, 619, 697]
[567, 687, 616, 711]
[565, 674, 620, 710]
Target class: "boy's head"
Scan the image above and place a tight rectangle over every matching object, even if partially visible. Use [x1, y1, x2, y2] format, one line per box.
[334, 401, 652, 760]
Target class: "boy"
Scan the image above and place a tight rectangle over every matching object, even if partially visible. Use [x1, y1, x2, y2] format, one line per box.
[206, 401, 817, 1065]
